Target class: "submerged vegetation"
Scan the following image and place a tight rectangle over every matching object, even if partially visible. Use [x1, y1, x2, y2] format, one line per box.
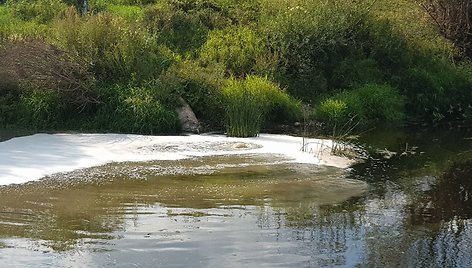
[0, 0, 471, 135]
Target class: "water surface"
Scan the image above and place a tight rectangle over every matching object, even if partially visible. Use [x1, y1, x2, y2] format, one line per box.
[0, 126, 471, 267]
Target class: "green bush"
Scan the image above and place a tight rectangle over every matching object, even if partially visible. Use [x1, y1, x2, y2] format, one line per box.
[54, 9, 173, 82]
[92, 0, 157, 6]
[106, 4, 144, 22]
[143, 2, 210, 54]
[316, 99, 348, 126]
[316, 84, 405, 127]
[222, 75, 299, 137]
[260, 1, 410, 101]
[0, 86, 20, 126]
[330, 57, 384, 89]
[143, 0, 238, 33]
[94, 84, 178, 134]
[0, 6, 49, 39]
[6, 0, 66, 23]
[18, 88, 66, 128]
[200, 26, 267, 76]
[400, 60, 472, 122]
[244, 75, 301, 124]
[260, 1, 363, 100]
[156, 61, 226, 129]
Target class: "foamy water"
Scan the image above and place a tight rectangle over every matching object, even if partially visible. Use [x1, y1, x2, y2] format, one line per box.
[0, 133, 352, 185]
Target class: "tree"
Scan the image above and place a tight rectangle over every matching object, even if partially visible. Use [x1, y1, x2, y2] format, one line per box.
[419, 0, 472, 58]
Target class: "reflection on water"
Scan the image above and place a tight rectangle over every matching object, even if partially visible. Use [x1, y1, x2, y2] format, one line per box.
[0, 155, 366, 267]
[0, 126, 472, 267]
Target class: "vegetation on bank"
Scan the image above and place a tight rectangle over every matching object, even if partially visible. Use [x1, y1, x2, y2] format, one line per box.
[0, 0, 471, 137]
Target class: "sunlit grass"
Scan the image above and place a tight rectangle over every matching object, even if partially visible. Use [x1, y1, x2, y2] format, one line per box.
[106, 4, 144, 22]
[222, 76, 300, 137]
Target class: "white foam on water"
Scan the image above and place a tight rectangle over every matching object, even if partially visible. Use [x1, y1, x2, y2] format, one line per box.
[0, 133, 353, 185]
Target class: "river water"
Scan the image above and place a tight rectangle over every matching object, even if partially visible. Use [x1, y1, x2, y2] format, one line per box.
[0, 126, 471, 267]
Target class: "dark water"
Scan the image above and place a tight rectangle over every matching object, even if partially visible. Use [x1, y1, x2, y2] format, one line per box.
[0, 128, 33, 142]
[0, 127, 471, 267]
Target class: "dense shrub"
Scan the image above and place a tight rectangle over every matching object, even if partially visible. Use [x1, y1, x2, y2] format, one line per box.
[244, 75, 301, 124]
[316, 84, 405, 127]
[330, 57, 384, 90]
[316, 99, 348, 127]
[222, 0, 261, 25]
[1, 0, 472, 133]
[222, 75, 300, 137]
[399, 60, 472, 122]
[0, 6, 49, 39]
[143, 2, 210, 54]
[6, 0, 66, 23]
[54, 9, 173, 82]
[0, 86, 20, 126]
[93, 0, 157, 6]
[142, 0, 263, 55]
[200, 26, 268, 76]
[260, 1, 364, 99]
[156, 61, 226, 129]
[0, 39, 95, 130]
[18, 88, 66, 128]
[94, 85, 178, 134]
[260, 1, 410, 101]
[106, 4, 144, 22]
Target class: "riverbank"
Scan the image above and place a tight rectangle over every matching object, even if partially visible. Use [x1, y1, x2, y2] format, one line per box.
[0, 133, 354, 186]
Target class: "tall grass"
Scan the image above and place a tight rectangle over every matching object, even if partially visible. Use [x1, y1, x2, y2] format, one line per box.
[18, 88, 66, 128]
[222, 75, 300, 137]
[106, 4, 144, 22]
[223, 78, 264, 137]
[54, 8, 173, 82]
[6, 0, 66, 23]
[0, 6, 49, 40]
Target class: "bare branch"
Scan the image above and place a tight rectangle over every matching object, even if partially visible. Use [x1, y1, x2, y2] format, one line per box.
[418, 0, 472, 58]
[0, 39, 99, 109]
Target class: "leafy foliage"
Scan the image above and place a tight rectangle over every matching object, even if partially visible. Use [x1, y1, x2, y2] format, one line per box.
[143, 2, 208, 54]
[156, 61, 226, 129]
[0, 0, 471, 134]
[18, 88, 66, 128]
[94, 84, 178, 134]
[399, 60, 472, 122]
[54, 8, 173, 82]
[316, 84, 405, 127]
[316, 99, 348, 126]
[200, 26, 268, 76]
[6, 0, 66, 23]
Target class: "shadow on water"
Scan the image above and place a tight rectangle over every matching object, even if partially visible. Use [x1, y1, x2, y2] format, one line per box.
[0, 128, 34, 142]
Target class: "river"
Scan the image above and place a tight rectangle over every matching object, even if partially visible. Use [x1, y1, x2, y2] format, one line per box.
[0, 125, 471, 267]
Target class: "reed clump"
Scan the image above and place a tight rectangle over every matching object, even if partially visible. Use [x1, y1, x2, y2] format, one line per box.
[222, 75, 300, 137]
